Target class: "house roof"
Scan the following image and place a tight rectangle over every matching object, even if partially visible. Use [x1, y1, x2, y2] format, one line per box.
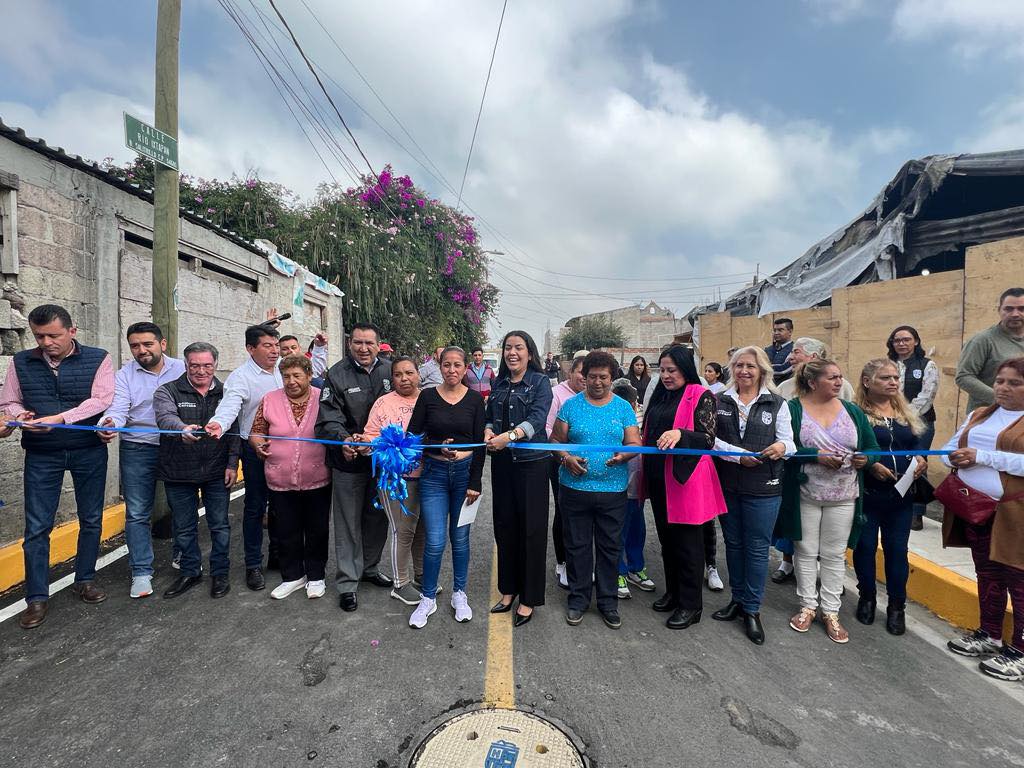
[0, 117, 339, 293]
[691, 148, 1024, 320]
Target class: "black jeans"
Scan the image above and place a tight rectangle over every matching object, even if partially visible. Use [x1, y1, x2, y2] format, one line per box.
[547, 456, 566, 563]
[270, 485, 332, 581]
[649, 474, 705, 611]
[492, 454, 550, 607]
[559, 484, 627, 613]
[702, 519, 717, 568]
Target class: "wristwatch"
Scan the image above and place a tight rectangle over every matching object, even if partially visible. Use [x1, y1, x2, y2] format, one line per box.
[507, 430, 517, 442]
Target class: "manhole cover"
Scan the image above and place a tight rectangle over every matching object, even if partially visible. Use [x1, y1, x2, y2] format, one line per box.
[409, 708, 586, 767]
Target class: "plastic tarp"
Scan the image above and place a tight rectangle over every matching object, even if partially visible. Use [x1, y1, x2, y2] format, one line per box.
[254, 240, 344, 297]
[756, 215, 904, 316]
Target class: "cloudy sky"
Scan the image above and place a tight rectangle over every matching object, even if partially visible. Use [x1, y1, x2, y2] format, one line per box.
[3, 0, 1024, 345]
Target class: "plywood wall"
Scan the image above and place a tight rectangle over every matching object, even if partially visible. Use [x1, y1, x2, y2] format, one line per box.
[963, 235, 1024, 340]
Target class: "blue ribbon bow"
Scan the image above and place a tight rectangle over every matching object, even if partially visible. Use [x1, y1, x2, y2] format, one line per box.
[371, 423, 423, 515]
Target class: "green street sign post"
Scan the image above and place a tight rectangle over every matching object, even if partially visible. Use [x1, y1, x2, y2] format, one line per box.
[123, 112, 178, 170]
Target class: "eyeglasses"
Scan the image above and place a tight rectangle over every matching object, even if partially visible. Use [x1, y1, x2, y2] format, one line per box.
[187, 363, 216, 371]
[892, 337, 915, 345]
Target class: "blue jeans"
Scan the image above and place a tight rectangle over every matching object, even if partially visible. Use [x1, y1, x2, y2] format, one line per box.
[240, 442, 268, 568]
[23, 445, 108, 603]
[853, 488, 914, 604]
[618, 498, 647, 575]
[165, 479, 231, 577]
[119, 441, 160, 577]
[720, 492, 782, 614]
[418, 456, 472, 599]
[913, 423, 936, 517]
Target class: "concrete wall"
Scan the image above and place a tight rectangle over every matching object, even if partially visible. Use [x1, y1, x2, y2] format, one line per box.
[0, 136, 343, 548]
[694, 234, 1024, 485]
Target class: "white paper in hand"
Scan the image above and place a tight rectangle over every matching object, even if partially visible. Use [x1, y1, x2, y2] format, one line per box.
[894, 462, 918, 498]
[457, 496, 481, 527]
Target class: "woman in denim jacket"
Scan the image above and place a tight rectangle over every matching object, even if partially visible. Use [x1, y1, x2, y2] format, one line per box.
[485, 330, 554, 627]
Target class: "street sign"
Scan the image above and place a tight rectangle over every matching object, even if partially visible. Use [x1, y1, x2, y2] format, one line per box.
[123, 112, 178, 170]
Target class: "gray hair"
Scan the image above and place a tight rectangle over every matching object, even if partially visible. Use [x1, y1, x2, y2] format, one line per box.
[793, 337, 829, 359]
[183, 341, 219, 362]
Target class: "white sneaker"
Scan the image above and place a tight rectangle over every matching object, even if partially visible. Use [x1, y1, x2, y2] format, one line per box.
[270, 577, 307, 600]
[451, 590, 473, 622]
[410, 597, 437, 628]
[306, 579, 326, 599]
[555, 562, 568, 589]
[947, 628, 1002, 657]
[706, 566, 724, 592]
[130, 575, 153, 599]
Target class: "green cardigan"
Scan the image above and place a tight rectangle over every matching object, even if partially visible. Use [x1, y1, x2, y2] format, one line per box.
[775, 399, 880, 549]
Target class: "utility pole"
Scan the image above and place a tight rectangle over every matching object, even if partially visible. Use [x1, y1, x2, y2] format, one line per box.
[151, 0, 180, 539]
[153, 0, 180, 354]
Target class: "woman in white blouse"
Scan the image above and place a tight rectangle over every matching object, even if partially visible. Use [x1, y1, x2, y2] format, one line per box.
[942, 357, 1024, 682]
[886, 325, 939, 530]
[710, 346, 796, 644]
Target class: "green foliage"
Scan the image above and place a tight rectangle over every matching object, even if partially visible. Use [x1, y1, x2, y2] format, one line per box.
[99, 158, 497, 354]
[559, 314, 625, 357]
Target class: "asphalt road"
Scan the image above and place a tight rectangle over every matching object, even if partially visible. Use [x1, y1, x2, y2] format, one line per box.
[1, 483, 1022, 768]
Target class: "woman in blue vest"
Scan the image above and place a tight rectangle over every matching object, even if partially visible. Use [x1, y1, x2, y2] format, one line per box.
[886, 325, 939, 530]
[710, 346, 795, 644]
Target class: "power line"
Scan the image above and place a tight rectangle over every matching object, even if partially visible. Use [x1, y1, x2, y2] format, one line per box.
[458, 0, 508, 208]
[490, 253, 755, 284]
[266, 0, 378, 180]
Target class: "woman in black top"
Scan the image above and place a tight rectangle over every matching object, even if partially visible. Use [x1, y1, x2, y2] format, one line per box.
[642, 345, 719, 630]
[852, 358, 926, 636]
[627, 355, 652, 404]
[406, 346, 485, 629]
[485, 331, 553, 627]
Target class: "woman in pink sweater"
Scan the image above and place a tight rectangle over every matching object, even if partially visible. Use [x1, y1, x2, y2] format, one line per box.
[249, 355, 331, 600]
[361, 356, 426, 606]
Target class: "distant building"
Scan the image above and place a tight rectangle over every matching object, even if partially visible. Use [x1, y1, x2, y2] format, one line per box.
[546, 301, 692, 365]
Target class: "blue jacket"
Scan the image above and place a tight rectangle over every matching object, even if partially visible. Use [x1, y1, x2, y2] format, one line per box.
[13, 342, 107, 452]
[485, 369, 552, 462]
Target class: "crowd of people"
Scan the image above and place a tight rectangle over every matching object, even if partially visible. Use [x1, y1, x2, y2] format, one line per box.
[2, 289, 1024, 684]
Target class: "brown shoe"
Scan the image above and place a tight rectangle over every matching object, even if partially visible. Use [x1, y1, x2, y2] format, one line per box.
[19, 600, 48, 629]
[823, 612, 850, 644]
[789, 607, 816, 633]
[73, 582, 107, 604]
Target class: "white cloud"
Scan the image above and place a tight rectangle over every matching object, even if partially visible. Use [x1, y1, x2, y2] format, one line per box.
[893, 0, 1024, 58]
[0, 0, 907, 342]
[801, 0, 870, 24]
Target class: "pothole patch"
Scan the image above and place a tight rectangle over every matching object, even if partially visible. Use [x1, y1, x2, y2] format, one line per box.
[408, 707, 587, 767]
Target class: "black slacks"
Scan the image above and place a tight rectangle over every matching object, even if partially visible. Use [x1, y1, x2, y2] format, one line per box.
[648, 474, 705, 611]
[492, 454, 550, 607]
[547, 456, 566, 563]
[559, 484, 627, 613]
[269, 485, 332, 581]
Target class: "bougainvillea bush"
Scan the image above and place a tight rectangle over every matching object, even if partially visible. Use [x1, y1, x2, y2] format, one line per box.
[101, 158, 497, 354]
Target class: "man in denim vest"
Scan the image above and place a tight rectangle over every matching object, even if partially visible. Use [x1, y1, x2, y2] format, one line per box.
[0, 304, 115, 629]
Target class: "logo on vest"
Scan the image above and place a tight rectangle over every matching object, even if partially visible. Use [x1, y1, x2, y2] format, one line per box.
[761, 411, 774, 425]
[912, 368, 923, 379]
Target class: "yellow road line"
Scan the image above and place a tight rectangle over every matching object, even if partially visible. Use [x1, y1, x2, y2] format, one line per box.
[483, 543, 515, 708]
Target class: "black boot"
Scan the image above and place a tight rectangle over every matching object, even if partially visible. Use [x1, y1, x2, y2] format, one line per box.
[886, 602, 906, 635]
[855, 595, 876, 625]
[712, 600, 742, 621]
[743, 611, 765, 645]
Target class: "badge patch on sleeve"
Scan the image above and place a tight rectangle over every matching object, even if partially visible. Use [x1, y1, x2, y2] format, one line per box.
[320, 386, 332, 401]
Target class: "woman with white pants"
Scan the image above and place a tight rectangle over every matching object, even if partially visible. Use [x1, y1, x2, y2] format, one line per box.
[776, 358, 879, 644]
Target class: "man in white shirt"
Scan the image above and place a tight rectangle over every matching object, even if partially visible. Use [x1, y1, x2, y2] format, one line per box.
[206, 324, 282, 591]
[98, 322, 185, 599]
[418, 346, 444, 389]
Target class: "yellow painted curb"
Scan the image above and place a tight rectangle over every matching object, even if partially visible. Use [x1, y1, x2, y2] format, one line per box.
[850, 547, 1013, 639]
[0, 502, 126, 594]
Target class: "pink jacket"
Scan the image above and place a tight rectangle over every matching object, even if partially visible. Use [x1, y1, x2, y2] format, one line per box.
[644, 384, 726, 525]
[260, 388, 330, 491]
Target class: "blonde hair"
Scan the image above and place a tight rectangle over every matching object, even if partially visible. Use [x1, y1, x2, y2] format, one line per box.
[855, 358, 924, 435]
[794, 358, 841, 397]
[726, 346, 777, 393]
